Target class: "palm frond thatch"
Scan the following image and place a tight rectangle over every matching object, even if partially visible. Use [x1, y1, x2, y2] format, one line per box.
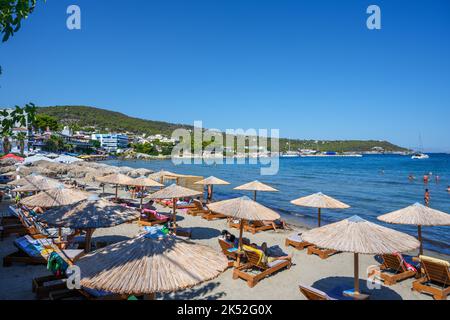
[146, 184, 201, 200]
[77, 235, 228, 294]
[96, 173, 136, 186]
[290, 192, 350, 209]
[207, 196, 280, 221]
[20, 187, 90, 208]
[302, 215, 420, 254]
[378, 203, 450, 226]
[132, 177, 163, 188]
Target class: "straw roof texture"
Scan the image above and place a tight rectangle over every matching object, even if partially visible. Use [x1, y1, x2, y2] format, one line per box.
[207, 196, 280, 221]
[132, 177, 163, 187]
[148, 170, 181, 181]
[0, 165, 17, 174]
[0, 158, 18, 166]
[195, 176, 230, 185]
[378, 203, 450, 226]
[9, 175, 61, 189]
[146, 184, 201, 200]
[129, 168, 154, 177]
[234, 180, 278, 192]
[96, 173, 136, 186]
[39, 197, 139, 229]
[76, 235, 228, 294]
[20, 186, 90, 208]
[290, 192, 350, 209]
[302, 215, 420, 254]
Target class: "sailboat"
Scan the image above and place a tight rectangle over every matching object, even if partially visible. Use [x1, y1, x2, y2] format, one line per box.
[281, 138, 299, 157]
[411, 133, 429, 159]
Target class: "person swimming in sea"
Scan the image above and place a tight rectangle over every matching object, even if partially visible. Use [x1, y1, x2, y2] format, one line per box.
[447, 186, 450, 193]
[408, 174, 415, 181]
[423, 174, 429, 184]
[424, 189, 430, 206]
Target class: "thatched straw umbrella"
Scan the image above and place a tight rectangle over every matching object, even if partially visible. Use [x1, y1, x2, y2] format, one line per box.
[302, 215, 419, 299]
[132, 177, 164, 208]
[148, 170, 180, 185]
[20, 185, 90, 208]
[11, 175, 62, 192]
[378, 203, 450, 256]
[146, 184, 201, 233]
[195, 176, 230, 202]
[96, 173, 137, 200]
[234, 180, 278, 201]
[38, 195, 139, 252]
[75, 234, 228, 298]
[0, 158, 20, 166]
[0, 165, 17, 174]
[290, 192, 350, 227]
[207, 196, 280, 266]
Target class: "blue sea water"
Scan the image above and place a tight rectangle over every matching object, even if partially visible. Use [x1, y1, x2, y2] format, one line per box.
[106, 154, 450, 255]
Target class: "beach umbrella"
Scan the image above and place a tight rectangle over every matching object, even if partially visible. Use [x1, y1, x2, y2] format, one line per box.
[127, 168, 154, 178]
[132, 177, 164, 208]
[75, 233, 228, 298]
[195, 176, 230, 202]
[23, 155, 54, 165]
[302, 215, 419, 299]
[207, 196, 280, 266]
[148, 170, 181, 185]
[0, 158, 19, 167]
[378, 203, 450, 256]
[19, 185, 90, 208]
[38, 195, 139, 252]
[0, 165, 17, 174]
[290, 192, 350, 227]
[96, 173, 137, 200]
[146, 184, 202, 233]
[11, 176, 62, 192]
[234, 180, 278, 201]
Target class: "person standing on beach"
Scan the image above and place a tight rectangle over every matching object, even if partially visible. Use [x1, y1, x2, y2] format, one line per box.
[424, 189, 430, 206]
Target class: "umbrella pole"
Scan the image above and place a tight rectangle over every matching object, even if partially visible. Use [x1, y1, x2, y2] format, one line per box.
[354, 252, 359, 295]
[115, 185, 118, 200]
[85, 229, 94, 253]
[143, 293, 155, 300]
[253, 190, 257, 201]
[318, 208, 321, 227]
[172, 198, 177, 234]
[418, 225, 423, 256]
[210, 184, 214, 202]
[237, 219, 244, 267]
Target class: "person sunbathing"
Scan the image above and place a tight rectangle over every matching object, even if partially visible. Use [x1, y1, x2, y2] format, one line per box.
[243, 242, 292, 265]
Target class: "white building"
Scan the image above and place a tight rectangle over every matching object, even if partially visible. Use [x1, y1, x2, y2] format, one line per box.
[91, 133, 129, 152]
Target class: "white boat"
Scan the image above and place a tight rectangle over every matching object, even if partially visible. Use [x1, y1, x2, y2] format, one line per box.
[281, 138, 299, 157]
[411, 153, 429, 160]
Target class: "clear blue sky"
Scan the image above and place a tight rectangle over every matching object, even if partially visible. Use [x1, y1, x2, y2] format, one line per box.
[1, 0, 450, 151]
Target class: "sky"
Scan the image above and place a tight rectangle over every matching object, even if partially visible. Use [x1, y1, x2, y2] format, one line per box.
[1, 0, 450, 151]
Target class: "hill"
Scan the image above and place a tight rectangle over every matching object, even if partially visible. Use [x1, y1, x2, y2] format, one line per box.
[37, 106, 408, 152]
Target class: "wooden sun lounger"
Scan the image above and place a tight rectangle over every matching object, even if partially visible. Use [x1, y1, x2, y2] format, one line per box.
[202, 210, 227, 221]
[307, 245, 339, 259]
[369, 254, 417, 286]
[138, 211, 170, 227]
[228, 219, 243, 230]
[233, 249, 291, 288]
[299, 284, 337, 300]
[245, 221, 279, 234]
[218, 239, 238, 268]
[285, 233, 312, 250]
[186, 200, 209, 216]
[412, 255, 450, 300]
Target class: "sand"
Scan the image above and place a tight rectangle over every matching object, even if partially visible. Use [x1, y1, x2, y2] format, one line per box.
[0, 183, 448, 300]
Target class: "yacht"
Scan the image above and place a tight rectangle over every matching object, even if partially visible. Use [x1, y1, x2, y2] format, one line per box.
[411, 153, 429, 160]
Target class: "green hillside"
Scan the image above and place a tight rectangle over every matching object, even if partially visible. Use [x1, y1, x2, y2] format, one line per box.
[37, 106, 408, 152]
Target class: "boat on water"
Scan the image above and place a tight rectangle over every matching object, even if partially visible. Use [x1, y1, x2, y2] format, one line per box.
[281, 138, 300, 157]
[411, 153, 429, 160]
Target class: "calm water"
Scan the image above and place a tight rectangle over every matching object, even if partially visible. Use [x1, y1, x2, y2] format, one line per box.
[106, 154, 450, 255]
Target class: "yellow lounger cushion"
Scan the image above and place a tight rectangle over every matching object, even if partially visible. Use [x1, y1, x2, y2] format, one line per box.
[419, 255, 450, 267]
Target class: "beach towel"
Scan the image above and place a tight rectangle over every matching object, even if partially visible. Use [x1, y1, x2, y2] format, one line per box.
[243, 245, 264, 266]
[394, 252, 417, 272]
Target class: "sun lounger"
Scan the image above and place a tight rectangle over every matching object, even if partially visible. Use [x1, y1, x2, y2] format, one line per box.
[218, 238, 239, 267]
[186, 199, 209, 216]
[307, 245, 339, 259]
[299, 284, 337, 300]
[412, 255, 450, 300]
[139, 209, 170, 226]
[245, 220, 279, 234]
[228, 219, 244, 230]
[233, 248, 291, 287]
[370, 254, 417, 286]
[285, 233, 312, 250]
[202, 210, 227, 221]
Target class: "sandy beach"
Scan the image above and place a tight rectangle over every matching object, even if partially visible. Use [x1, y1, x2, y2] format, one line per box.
[1, 182, 448, 300]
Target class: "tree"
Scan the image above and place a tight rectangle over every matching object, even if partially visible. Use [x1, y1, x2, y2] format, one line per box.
[34, 113, 59, 132]
[1, 1, 39, 42]
[16, 131, 26, 155]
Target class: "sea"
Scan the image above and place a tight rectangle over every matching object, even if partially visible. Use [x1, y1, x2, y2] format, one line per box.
[106, 154, 450, 255]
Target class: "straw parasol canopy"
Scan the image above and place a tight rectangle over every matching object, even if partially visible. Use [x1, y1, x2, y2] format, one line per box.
[146, 184, 202, 233]
[147, 170, 181, 184]
[19, 185, 90, 208]
[11, 176, 62, 192]
[96, 173, 137, 199]
[76, 234, 228, 296]
[207, 196, 280, 266]
[195, 176, 230, 202]
[234, 180, 278, 201]
[290, 192, 350, 227]
[132, 177, 164, 208]
[39, 195, 139, 252]
[302, 215, 419, 298]
[378, 203, 450, 255]
[127, 168, 154, 178]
